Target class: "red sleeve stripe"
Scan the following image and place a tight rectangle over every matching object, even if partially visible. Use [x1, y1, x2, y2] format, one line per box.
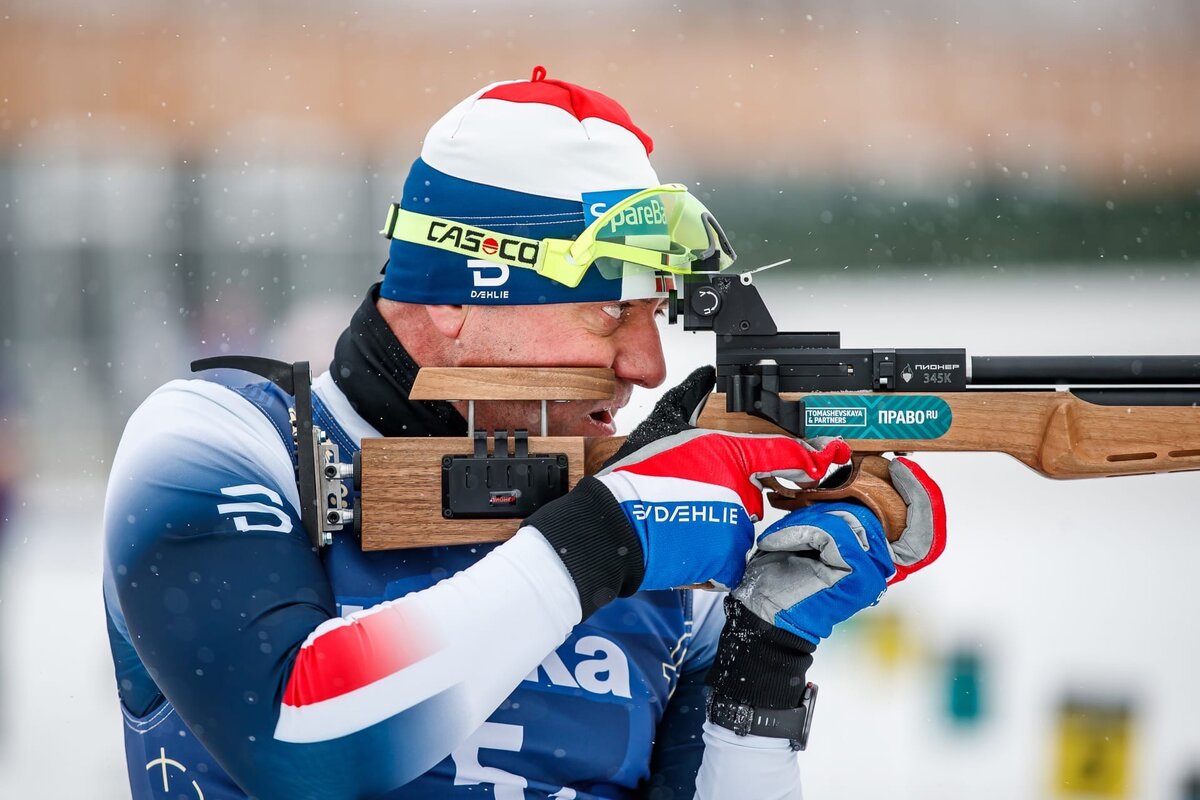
[275, 648, 462, 744]
[282, 600, 441, 708]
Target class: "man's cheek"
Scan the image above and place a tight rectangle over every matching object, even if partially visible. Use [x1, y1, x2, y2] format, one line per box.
[546, 402, 586, 437]
[512, 402, 544, 431]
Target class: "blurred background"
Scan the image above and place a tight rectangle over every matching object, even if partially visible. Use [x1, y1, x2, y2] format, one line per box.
[1, 1, 1198, 797]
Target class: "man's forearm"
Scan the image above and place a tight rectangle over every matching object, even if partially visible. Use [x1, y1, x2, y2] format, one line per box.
[278, 526, 580, 743]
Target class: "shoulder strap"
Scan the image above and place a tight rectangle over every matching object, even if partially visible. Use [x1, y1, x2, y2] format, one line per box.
[191, 357, 328, 548]
[231, 380, 298, 460]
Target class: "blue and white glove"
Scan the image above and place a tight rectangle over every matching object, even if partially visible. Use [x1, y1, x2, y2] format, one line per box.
[707, 463, 947, 713]
[736, 503, 896, 644]
[526, 366, 851, 618]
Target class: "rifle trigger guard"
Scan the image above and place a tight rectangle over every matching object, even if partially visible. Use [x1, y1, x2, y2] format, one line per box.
[764, 455, 908, 543]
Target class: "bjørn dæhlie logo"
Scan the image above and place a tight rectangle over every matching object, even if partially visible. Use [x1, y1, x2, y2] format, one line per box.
[467, 260, 511, 299]
[628, 502, 742, 526]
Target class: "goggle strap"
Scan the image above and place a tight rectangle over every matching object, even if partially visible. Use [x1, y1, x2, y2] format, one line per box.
[378, 183, 734, 289]
[381, 203, 401, 240]
[385, 207, 544, 274]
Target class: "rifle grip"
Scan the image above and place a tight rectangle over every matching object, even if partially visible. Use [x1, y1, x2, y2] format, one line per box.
[764, 455, 908, 543]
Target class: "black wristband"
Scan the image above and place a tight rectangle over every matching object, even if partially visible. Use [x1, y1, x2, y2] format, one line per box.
[706, 596, 816, 709]
[707, 683, 818, 751]
[524, 476, 644, 620]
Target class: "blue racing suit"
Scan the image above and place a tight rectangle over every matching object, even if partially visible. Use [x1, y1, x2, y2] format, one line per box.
[102, 289, 751, 800]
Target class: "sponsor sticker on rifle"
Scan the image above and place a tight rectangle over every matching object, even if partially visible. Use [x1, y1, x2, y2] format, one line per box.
[803, 395, 952, 440]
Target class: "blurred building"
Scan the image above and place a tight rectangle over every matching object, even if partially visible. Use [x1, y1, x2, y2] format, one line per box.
[2, 0, 1198, 467]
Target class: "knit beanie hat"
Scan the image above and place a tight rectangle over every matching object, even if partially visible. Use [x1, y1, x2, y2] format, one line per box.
[380, 67, 668, 305]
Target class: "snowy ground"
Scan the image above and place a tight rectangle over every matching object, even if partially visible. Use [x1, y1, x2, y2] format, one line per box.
[1, 265, 1197, 798]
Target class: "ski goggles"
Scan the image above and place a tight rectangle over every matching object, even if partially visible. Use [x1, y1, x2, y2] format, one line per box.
[380, 184, 736, 288]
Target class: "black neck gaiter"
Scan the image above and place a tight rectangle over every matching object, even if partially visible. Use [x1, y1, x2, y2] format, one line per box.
[329, 284, 467, 438]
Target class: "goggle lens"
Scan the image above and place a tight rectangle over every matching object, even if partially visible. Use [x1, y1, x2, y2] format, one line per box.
[589, 187, 736, 279]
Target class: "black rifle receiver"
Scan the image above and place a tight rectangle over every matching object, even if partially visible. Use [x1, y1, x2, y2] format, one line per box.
[672, 274, 1200, 437]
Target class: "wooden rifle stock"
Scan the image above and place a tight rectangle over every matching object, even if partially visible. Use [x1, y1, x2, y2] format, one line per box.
[356, 368, 1200, 551]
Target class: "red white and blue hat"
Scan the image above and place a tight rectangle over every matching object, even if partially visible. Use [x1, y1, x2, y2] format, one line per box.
[381, 67, 667, 305]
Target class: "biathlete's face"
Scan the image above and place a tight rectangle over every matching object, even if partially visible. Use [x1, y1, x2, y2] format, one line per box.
[452, 298, 668, 437]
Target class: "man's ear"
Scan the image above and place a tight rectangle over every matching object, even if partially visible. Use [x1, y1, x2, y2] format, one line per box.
[425, 304, 470, 340]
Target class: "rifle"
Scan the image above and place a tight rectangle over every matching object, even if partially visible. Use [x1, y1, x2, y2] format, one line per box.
[193, 274, 1200, 552]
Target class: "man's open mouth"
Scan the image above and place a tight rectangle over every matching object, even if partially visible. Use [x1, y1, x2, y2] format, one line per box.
[588, 408, 615, 427]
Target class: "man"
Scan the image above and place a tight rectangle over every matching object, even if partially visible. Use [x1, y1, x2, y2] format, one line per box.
[103, 68, 946, 799]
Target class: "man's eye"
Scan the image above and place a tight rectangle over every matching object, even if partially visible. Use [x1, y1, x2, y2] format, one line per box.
[600, 304, 624, 321]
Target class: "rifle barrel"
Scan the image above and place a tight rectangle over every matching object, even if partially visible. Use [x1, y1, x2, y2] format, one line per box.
[971, 355, 1200, 386]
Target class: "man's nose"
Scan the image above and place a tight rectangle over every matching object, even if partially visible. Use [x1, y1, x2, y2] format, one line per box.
[612, 312, 668, 389]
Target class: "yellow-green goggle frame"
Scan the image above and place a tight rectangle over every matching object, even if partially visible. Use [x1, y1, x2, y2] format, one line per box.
[380, 184, 736, 288]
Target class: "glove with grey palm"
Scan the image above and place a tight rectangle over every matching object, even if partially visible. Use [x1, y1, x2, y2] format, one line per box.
[706, 458, 946, 734]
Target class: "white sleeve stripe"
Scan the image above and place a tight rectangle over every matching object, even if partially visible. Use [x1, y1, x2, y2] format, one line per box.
[295, 526, 579, 654]
[276, 527, 580, 743]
